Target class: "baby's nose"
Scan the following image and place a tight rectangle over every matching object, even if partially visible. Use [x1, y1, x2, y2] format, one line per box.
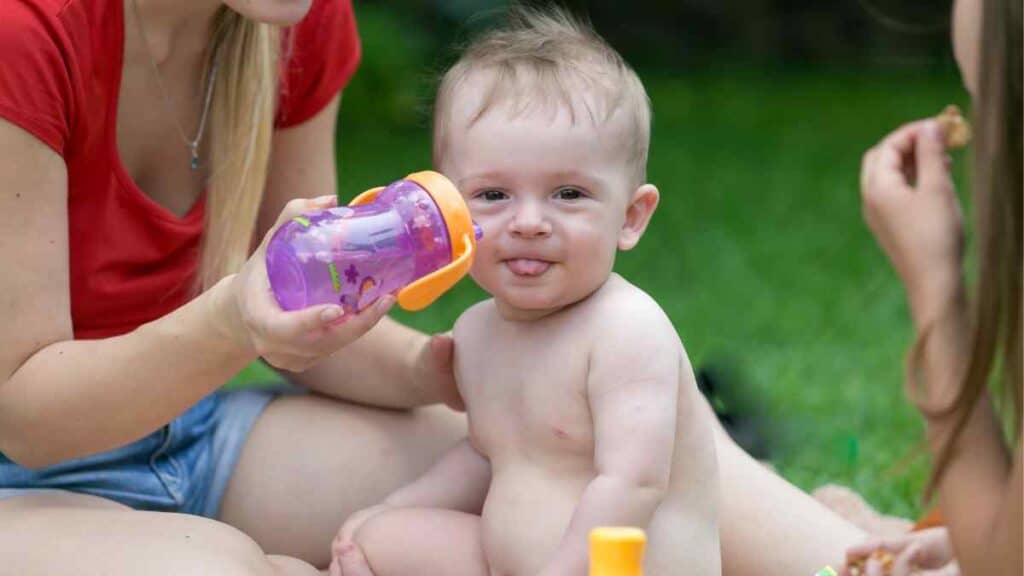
[509, 201, 552, 237]
[509, 205, 552, 237]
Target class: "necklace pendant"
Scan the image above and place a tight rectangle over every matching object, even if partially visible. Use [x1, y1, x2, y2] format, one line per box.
[189, 146, 200, 170]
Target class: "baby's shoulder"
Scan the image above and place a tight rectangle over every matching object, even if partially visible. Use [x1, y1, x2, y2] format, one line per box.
[584, 275, 676, 339]
[453, 298, 499, 343]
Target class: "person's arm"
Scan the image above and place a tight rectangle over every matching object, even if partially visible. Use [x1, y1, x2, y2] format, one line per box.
[860, 119, 1022, 576]
[257, 95, 460, 409]
[334, 437, 491, 547]
[0, 118, 253, 467]
[539, 307, 686, 576]
[0, 119, 390, 469]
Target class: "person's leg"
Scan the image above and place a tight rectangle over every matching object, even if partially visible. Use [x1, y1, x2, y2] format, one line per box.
[0, 492, 321, 575]
[219, 393, 467, 567]
[346, 508, 489, 576]
[709, 401, 867, 576]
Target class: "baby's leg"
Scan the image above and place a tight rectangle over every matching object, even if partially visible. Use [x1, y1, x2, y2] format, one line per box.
[349, 508, 489, 576]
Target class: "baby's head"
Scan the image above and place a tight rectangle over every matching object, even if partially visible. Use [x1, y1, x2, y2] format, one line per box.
[434, 6, 659, 320]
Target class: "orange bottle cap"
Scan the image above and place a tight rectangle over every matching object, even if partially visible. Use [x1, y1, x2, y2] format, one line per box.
[590, 527, 646, 576]
[349, 171, 476, 311]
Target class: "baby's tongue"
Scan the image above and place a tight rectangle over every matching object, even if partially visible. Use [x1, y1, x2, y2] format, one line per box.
[506, 258, 551, 276]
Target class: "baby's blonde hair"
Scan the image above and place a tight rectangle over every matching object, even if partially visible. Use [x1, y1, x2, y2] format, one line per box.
[433, 5, 651, 184]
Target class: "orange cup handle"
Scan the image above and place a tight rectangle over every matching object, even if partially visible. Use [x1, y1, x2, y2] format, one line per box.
[349, 187, 384, 206]
[397, 233, 474, 311]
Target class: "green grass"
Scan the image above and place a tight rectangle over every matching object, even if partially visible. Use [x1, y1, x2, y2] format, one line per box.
[235, 69, 971, 520]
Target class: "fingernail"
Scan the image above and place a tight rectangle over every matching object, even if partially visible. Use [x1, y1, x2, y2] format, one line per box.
[313, 194, 338, 205]
[375, 295, 396, 314]
[321, 306, 344, 322]
[339, 542, 355, 555]
[925, 120, 943, 142]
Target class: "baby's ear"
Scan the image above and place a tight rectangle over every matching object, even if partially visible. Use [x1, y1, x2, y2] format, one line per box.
[618, 184, 659, 251]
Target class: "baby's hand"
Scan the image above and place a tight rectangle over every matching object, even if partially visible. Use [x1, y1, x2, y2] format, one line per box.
[328, 541, 375, 576]
[332, 503, 394, 559]
[843, 528, 957, 576]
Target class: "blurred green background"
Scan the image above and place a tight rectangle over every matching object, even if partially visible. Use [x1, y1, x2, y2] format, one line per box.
[239, 1, 973, 520]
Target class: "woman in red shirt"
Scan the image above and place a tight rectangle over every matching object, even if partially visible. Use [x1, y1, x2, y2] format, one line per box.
[0, 0, 464, 572]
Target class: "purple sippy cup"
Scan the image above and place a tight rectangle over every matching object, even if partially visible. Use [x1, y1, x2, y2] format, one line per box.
[266, 171, 481, 315]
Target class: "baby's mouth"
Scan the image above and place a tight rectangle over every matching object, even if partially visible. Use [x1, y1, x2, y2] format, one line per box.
[504, 258, 552, 277]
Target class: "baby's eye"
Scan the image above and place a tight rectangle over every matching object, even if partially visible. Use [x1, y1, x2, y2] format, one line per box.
[554, 187, 585, 200]
[476, 189, 508, 202]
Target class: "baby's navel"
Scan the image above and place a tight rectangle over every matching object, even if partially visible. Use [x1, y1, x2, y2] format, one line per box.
[552, 426, 570, 440]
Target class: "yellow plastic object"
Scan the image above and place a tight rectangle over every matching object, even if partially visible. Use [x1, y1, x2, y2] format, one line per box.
[348, 171, 477, 311]
[590, 527, 645, 576]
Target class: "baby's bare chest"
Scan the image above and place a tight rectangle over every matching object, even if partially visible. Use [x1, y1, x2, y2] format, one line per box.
[457, 335, 595, 462]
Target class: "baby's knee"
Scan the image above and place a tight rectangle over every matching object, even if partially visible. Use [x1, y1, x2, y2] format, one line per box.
[350, 509, 402, 556]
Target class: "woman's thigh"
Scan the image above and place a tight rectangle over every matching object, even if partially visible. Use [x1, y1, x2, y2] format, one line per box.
[0, 492, 319, 576]
[219, 393, 467, 567]
[710, 415, 866, 576]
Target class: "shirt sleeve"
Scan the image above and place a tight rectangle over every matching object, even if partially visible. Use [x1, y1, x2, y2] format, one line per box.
[275, 0, 361, 129]
[0, 1, 74, 155]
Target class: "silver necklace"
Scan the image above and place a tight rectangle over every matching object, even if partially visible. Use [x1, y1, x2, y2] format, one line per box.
[129, 0, 218, 171]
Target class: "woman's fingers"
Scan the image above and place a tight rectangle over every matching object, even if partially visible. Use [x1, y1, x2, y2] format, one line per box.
[274, 195, 337, 228]
[913, 121, 954, 196]
[916, 562, 960, 576]
[891, 542, 923, 575]
[310, 295, 395, 352]
[847, 535, 909, 560]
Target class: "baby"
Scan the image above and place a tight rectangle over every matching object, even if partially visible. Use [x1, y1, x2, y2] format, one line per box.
[332, 7, 721, 576]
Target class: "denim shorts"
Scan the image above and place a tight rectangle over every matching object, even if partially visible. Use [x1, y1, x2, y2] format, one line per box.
[0, 388, 282, 518]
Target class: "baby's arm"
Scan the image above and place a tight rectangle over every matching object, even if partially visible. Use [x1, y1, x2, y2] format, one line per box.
[332, 438, 491, 574]
[382, 437, 491, 511]
[538, 306, 680, 576]
[338, 438, 491, 539]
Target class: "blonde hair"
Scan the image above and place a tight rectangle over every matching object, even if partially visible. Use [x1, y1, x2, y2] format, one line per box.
[433, 5, 651, 184]
[198, 9, 281, 290]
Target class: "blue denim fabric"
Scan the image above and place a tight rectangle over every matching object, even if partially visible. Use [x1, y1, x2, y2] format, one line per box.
[0, 389, 279, 517]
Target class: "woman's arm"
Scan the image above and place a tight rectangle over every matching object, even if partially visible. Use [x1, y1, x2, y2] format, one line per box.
[860, 119, 1022, 576]
[257, 96, 459, 408]
[0, 119, 254, 467]
[0, 118, 391, 469]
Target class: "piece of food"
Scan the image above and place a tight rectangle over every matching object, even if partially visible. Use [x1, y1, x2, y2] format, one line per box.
[935, 104, 972, 149]
[847, 549, 895, 576]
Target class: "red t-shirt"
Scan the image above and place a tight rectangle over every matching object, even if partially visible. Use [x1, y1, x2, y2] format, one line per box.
[0, 0, 360, 339]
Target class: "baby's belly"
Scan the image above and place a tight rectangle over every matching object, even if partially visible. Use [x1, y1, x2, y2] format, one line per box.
[482, 465, 592, 576]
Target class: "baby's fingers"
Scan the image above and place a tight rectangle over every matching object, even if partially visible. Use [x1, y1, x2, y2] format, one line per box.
[329, 556, 343, 576]
[336, 542, 377, 576]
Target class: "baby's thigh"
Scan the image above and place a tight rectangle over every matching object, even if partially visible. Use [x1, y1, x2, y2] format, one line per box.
[357, 508, 489, 576]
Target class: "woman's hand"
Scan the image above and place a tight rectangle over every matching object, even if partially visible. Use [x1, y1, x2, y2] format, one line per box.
[843, 527, 958, 576]
[215, 195, 395, 372]
[860, 119, 965, 329]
